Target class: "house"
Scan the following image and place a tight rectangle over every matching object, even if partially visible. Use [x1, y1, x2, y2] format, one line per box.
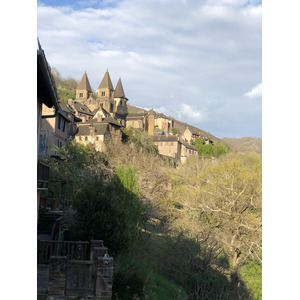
[151, 135, 198, 163]
[75, 113, 123, 152]
[154, 113, 173, 132]
[173, 120, 217, 144]
[39, 102, 79, 157]
[37, 40, 59, 219]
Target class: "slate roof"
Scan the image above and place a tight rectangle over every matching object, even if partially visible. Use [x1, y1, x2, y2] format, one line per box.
[73, 102, 94, 116]
[173, 120, 219, 142]
[59, 101, 76, 115]
[127, 105, 148, 114]
[181, 141, 197, 151]
[86, 116, 122, 127]
[77, 123, 108, 136]
[114, 78, 126, 99]
[151, 136, 179, 142]
[37, 40, 59, 109]
[77, 71, 93, 92]
[98, 70, 114, 90]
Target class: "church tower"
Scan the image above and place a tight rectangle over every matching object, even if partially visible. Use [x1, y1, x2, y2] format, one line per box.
[97, 70, 115, 113]
[75, 71, 93, 102]
[114, 78, 128, 116]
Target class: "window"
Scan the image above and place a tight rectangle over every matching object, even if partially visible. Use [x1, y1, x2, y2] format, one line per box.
[79, 136, 82, 141]
[96, 136, 99, 141]
[79, 93, 83, 97]
[102, 91, 105, 96]
[58, 116, 66, 132]
[110, 103, 113, 112]
[85, 136, 88, 141]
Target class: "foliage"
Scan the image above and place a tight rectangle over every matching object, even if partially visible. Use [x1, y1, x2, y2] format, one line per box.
[172, 157, 262, 273]
[51, 67, 79, 103]
[194, 138, 227, 157]
[122, 127, 158, 154]
[45, 140, 108, 204]
[240, 262, 262, 300]
[115, 165, 140, 196]
[171, 127, 181, 135]
[71, 170, 143, 256]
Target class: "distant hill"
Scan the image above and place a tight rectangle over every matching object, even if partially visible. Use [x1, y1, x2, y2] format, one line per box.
[222, 137, 262, 154]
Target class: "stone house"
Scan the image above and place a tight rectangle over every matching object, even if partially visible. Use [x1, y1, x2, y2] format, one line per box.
[69, 101, 94, 121]
[151, 135, 198, 163]
[75, 114, 123, 152]
[40, 104, 73, 157]
[174, 120, 216, 144]
[154, 113, 173, 132]
[37, 40, 59, 219]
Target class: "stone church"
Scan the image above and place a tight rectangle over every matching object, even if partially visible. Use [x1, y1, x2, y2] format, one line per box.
[72, 70, 128, 126]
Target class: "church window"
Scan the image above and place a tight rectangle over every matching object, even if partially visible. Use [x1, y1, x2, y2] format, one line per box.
[110, 103, 113, 112]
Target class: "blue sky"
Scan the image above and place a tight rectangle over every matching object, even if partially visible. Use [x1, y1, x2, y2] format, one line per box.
[37, 0, 262, 138]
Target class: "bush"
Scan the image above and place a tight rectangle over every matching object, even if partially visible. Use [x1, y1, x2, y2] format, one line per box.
[71, 169, 143, 256]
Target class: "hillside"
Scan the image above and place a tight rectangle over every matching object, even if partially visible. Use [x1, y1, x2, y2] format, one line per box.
[222, 137, 262, 154]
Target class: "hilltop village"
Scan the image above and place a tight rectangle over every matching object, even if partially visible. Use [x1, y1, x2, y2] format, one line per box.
[39, 69, 219, 164]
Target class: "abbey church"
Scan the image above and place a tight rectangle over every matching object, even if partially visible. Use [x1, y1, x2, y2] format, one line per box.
[72, 70, 128, 126]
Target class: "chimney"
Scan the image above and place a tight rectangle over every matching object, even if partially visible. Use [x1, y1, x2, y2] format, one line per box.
[97, 114, 103, 122]
[89, 125, 95, 137]
[82, 116, 86, 123]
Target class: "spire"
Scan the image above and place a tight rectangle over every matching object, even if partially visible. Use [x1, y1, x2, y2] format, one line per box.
[98, 70, 114, 91]
[114, 78, 126, 98]
[77, 71, 93, 92]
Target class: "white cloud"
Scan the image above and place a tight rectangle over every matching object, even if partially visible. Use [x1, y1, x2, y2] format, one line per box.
[37, 0, 261, 138]
[244, 83, 262, 98]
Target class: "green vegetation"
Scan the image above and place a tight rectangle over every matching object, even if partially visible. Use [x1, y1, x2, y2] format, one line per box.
[171, 127, 181, 135]
[122, 127, 158, 154]
[43, 122, 261, 299]
[193, 137, 227, 157]
[51, 67, 79, 102]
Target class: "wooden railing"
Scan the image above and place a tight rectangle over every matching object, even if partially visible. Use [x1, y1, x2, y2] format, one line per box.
[38, 240, 90, 264]
[65, 260, 97, 296]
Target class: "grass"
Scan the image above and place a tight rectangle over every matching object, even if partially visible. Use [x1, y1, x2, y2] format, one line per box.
[239, 262, 262, 300]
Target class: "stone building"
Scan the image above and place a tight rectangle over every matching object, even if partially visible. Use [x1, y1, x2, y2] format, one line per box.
[151, 135, 198, 163]
[75, 113, 123, 152]
[71, 70, 129, 126]
[37, 40, 60, 220]
[40, 104, 73, 157]
[154, 113, 173, 132]
[174, 120, 217, 144]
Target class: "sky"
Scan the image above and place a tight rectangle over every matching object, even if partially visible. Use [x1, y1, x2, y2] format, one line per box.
[37, 0, 262, 138]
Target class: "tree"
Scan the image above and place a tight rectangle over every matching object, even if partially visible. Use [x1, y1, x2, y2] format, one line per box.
[71, 166, 143, 256]
[171, 127, 181, 135]
[46, 140, 108, 206]
[172, 158, 262, 276]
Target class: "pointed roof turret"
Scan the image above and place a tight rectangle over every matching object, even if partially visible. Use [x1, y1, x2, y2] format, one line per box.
[77, 71, 93, 92]
[114, 78, 126, 99]
[98, 69, 114, 91]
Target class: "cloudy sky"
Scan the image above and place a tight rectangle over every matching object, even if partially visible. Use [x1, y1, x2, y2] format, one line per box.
[37, 0, 261, 138]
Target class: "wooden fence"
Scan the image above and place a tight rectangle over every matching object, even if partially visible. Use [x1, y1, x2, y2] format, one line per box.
[65, 260, 97, 296]
[38, 240, 90, 264]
